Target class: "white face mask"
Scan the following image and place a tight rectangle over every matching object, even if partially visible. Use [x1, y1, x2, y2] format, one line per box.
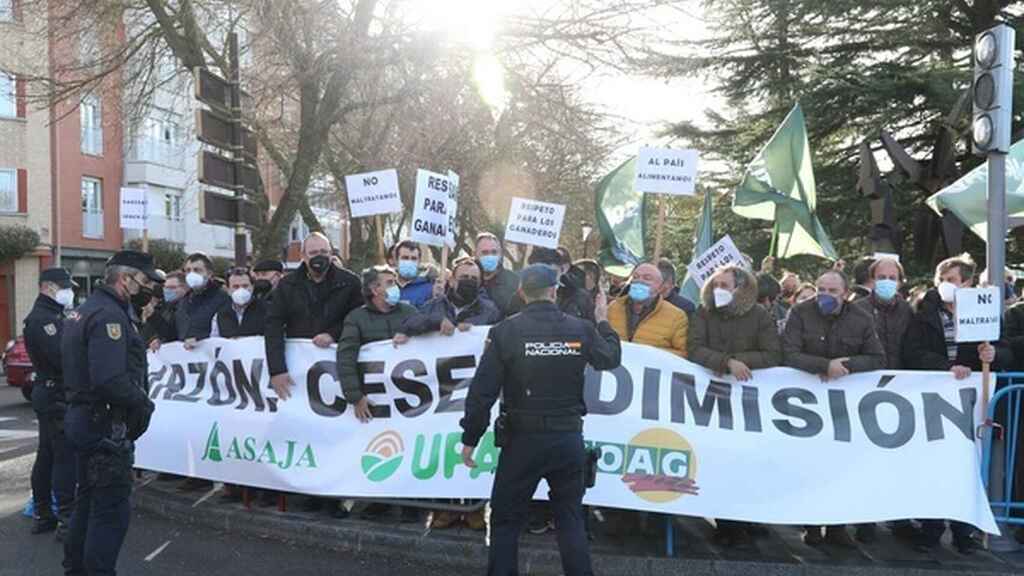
[938, 281, 958, 304]
[231, 288, 252, 307]
[55, 288, 75, 308]
[713, 288, 734, 309]
[186, 271, 207, 290]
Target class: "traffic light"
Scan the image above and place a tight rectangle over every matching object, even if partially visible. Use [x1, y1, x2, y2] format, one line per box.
[972, 24, 1015, 156]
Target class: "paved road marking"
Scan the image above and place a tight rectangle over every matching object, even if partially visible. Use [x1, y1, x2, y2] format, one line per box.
[192, 482, 223, 508]
[144, 540, 171, 562]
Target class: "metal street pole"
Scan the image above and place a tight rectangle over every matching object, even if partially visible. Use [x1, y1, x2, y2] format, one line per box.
[229, 32, 247, 267]
[986, 151, 1006, 296]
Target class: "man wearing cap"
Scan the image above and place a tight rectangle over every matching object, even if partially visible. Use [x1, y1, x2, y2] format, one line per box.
[62, 250, 158, 575]
[252, 259, 284, 301]
[461, 264, 621, 576]
[24, 268, 77, 539]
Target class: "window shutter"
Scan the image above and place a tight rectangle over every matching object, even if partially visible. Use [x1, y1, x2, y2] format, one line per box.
[15, 77, 26, 118]
[16, 168, 27, 213]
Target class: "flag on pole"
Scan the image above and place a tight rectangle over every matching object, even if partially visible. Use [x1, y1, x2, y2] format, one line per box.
[595, 157, 648, 275]
[680, 190, 714, 304]
[732, 104, 838, 260]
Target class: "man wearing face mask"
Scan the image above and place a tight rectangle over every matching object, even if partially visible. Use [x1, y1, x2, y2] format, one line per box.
[336, 265, 418, 522]
[23, 268, 77, 539]
[62, 251, 158, 575]
[782, 269, 884, 547]
[251, 259, 284, 302]
[403, 257, 501, 337]
[175, 252, 230, 349]
[607, 262, 688, 356]
[475, 232, 520, 318]
[211, 268, 267, 338]
[387, 239, 434, 308]
[506, 248, 595, 321]
[143, 271, 186, 352]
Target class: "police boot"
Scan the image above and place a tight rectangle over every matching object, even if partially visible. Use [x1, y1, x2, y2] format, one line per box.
[30, 512, 57, 535]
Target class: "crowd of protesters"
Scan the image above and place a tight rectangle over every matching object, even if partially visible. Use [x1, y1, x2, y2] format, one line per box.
[107, 230, 1024, 555]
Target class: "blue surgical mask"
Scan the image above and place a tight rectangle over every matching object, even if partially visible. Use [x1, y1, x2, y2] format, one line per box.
[164, 289, 180, 304]
[397, 260, 419, 279]
[385, 285, 401, 306]
[628, 282, 652, 302]
[816, 293, 840, 315]
[479, 255, 500, 273]
[874, 279, 898, 301]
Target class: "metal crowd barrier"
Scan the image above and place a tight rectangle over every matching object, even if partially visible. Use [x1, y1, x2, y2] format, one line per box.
[981, 375, 1024, 528]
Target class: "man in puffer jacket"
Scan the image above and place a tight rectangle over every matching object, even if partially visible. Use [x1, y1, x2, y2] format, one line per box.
[688, 264, 781, 548]
[607, 262, 687, 356]
[403, 257, 501, 336]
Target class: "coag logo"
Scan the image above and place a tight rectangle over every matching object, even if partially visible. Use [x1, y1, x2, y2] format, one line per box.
[361, 431, 405, 482]
[590, 428, 700, 503]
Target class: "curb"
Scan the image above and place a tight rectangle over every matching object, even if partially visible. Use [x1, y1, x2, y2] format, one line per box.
[133, 485, 1020, 576]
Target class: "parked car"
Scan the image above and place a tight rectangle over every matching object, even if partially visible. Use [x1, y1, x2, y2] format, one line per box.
[2, 337, 33, 401]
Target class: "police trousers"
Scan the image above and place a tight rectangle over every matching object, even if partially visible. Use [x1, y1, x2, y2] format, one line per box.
[63, 406, 133, 576]
[488, 432, 592, 576]
[31, 389, 75, 515]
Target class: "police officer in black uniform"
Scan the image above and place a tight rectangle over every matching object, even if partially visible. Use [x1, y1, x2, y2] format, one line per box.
[460, 264, 621, 576]
[62, 251, 159, 576]
[24, 268, 77, 539]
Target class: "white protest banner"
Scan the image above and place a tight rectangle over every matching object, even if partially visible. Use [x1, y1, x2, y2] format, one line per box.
[410, 169, 450, 247]
[119, 187, 148, 230]
[344, 169, 402, 218]
[446, 170, 459, 250]
[686, 235, 746, 287]
[873, 252, 900, 262]
[137, 332, 998, 533]
[503, 197, 566, 249]
[635, 147, 699, 195]
[955, 286, 1002, 343]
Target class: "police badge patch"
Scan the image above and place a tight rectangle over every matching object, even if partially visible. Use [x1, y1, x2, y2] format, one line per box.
[106, 323, 122, 340]
[43, 323, 57, 336]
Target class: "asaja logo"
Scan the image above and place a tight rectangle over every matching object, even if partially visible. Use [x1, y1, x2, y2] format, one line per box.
[202, 422, 317, 471]
[361, 431, 405, 482]
[589, 428, 700, 504]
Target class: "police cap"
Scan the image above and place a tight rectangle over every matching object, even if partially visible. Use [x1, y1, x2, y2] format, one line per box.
[520, 264, 559, 291]
[40, 267, 77, 288]
[253, 259, 284, 273]
[107, 250, 163, 283]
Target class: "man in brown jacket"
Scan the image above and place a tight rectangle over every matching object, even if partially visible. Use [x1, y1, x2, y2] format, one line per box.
[783, 269, 885, 548]
[688, 265, 781, 548]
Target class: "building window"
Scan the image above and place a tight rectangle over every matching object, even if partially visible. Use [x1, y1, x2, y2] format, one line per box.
[0, 0, 12, 22]
[79, 27, 98, 66]
[0, 168, 15, 212]
[164, 192, 181, 221]
[80, 94, 102, 155]
[131, 115, 180, 166]
[81, 177, 103, 239]
[0, 72, 13, 118]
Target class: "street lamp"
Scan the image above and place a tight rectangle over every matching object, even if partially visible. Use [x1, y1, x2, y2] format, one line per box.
[581, 221, 593, 258]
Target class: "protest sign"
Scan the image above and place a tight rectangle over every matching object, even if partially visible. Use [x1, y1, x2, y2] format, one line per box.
[955, 287, 1002, 343]
[686, 235, 745, 287]
[410, 169, 451, 247]
[873, 252, 900, 262]
[137, 331, 998, 533]
[119, 187, 149, 230]
[344, 169, 401, 218]
[446, 170, 459, 250]
[504, 197, 566, 249]
[635, 147, 699, 196]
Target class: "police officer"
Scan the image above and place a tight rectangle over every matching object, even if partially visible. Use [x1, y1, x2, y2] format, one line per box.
[460, 264, 621, 576]
[24, 268, 77, 539]
[62, 251, 158, 576]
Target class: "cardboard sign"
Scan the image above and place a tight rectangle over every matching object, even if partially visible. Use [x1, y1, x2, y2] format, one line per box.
[504, 197, 566, 249]
[687, 235, 746, 287]
[119, 187, 149, 230]
[410, 169, 451, 247]
[873, 252, 900, 262]
[345, 169, 402, 218]
[954, 287, 1002, 343]
[635, 147, 699, 195]
[446, 170, 459, 249]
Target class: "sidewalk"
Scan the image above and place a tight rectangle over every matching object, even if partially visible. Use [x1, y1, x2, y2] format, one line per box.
[134, 473, 1024, 576]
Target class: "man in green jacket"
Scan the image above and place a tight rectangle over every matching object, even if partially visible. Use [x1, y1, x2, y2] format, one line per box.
[336, 265, 418, 522]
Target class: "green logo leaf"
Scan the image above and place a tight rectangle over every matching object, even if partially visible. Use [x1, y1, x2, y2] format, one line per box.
[361, 453, 403, 482]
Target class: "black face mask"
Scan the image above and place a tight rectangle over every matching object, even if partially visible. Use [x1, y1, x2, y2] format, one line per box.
[452, 278, 480, 305]
[131, 285, 153, 311]
[253, 279, 272, 296]
[308, 255, 330, 276]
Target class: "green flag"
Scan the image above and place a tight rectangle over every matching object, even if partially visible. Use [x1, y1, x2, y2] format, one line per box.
[733, 104, 838, 260]
[680, 190, 714, 304]
[595, 157, 647, 275]
[926, 138, 1024, 241]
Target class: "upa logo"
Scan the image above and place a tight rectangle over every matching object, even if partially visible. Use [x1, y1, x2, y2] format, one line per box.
[361, 431, 405, 482]
[591, 428, 700, 504]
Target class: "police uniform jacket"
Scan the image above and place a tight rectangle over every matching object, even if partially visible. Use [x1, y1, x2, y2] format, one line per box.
[23, 294, 66, 385]
[460, 301, 622, 447]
